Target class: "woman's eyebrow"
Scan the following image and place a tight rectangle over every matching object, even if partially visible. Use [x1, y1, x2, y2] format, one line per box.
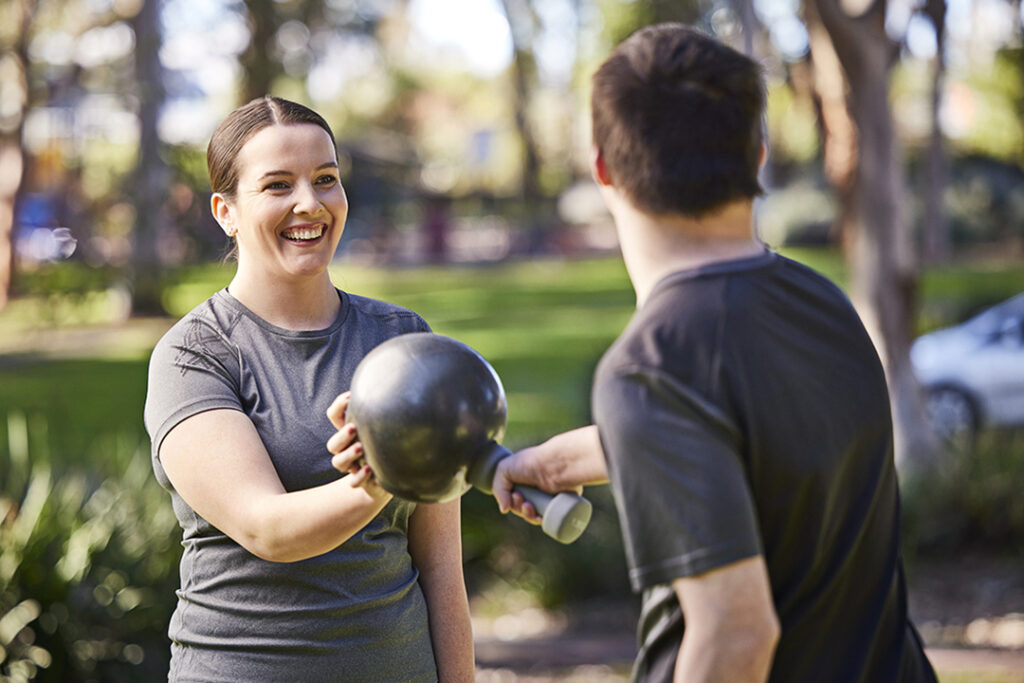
[258, 161, 338, 181]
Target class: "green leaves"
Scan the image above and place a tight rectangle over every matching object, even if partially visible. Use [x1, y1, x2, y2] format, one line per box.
[0, 411, 179, 681]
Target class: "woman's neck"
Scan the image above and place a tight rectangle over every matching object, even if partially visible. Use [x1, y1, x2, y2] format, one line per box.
[228, 267, 341, 331]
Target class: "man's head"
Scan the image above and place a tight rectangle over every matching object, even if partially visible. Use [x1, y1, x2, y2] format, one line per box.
[591, 24, 766, 218]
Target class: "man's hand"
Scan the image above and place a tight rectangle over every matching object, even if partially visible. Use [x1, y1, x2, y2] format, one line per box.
[493, 446, 545, 525]
[492, 425, 607, 524]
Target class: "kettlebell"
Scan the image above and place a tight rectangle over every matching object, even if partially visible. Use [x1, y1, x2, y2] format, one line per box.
[347, 332, 592, 544]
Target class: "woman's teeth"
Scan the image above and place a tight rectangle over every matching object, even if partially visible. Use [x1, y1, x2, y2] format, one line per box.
[283, 226, 324, 241]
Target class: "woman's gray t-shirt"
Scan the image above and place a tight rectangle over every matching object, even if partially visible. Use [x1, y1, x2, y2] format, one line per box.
[144, 288, 437, 682]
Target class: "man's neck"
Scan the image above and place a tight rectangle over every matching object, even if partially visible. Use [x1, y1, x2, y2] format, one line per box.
[611, 198, 765, 307]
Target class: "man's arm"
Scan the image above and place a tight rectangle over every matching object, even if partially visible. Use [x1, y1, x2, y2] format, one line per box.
[492, 425, 608, 521]
[672, 555, 780, 683]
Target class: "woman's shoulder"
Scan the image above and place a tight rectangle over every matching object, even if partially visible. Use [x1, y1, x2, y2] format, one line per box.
[342, 291, 430, 332]
[151, 291, 242, 363]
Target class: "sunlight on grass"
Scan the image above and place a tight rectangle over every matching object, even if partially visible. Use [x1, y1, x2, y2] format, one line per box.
[939, 672, 1024, 683]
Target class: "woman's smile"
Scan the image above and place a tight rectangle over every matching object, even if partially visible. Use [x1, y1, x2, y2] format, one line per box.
[282, 222, 328, 243]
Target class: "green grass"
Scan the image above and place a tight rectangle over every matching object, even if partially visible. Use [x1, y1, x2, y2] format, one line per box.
[4, 248, 1024, 460]
[939, 673, 1024, 683]
[0, 359, 151, 473]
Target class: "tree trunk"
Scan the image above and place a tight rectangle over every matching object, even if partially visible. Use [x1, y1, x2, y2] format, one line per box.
[811, 0, 940, 474]
[129, 0, 169, 316]
[805, 3, 859, 248]
[922, 0, 951, 264]
[499, 0, 544, 203]
[0, 0, 34, 311]
[240, 0, 281, 103]
[737, 0, 755, 55]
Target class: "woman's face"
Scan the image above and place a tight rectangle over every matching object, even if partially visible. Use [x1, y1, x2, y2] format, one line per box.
[213, 123, 347, 282]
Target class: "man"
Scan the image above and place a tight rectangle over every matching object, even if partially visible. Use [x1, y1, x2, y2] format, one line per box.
[493, 23, 937, 683]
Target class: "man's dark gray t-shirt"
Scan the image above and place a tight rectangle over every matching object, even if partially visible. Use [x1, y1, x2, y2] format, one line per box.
[144, 288, 437, 682]
[592, 251, 936, 683]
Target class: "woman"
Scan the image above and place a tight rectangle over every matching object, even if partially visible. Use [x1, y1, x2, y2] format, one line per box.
[143, 96, 474, 682]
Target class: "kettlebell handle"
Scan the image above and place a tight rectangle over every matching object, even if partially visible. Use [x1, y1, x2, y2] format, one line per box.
[466, 443, 592, 545]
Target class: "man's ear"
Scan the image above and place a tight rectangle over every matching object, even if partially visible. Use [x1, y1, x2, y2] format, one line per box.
[590, 146, 613, 187]
[211, 193, 237, 236]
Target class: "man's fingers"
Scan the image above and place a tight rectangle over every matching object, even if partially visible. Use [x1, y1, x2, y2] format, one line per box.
[507, 490, 542, 526]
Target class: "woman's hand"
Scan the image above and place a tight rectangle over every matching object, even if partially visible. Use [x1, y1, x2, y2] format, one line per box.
[326, 391, 376, 490]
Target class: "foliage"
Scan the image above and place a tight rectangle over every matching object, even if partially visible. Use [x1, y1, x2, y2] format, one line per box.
[902, 430, 1024, 560]
[0, 412, 180, 682]
[953, 49, 1024, 162]
[941, 155, 1024, 247]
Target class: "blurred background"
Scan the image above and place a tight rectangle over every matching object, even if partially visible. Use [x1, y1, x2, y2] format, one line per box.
[1, 0, 1023, 680]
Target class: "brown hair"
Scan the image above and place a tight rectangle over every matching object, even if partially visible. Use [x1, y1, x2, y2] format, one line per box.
[591, 24, 766, 217]
[206, 95, 337, 198]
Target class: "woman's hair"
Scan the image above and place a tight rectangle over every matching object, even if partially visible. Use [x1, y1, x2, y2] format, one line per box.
[206, 96, 336, 198]
[591, 24, 766, 218]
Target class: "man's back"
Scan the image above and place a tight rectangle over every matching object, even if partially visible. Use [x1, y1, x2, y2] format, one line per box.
[593, 251, 935, 682]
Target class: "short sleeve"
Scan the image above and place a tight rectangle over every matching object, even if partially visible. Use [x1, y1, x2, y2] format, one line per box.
[593, 366, 762, 591]
[143, 315, 244, 472]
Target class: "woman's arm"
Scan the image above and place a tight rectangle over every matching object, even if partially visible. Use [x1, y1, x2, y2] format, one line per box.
[158, 394, 389, 563]
[408, 499, 475, 683]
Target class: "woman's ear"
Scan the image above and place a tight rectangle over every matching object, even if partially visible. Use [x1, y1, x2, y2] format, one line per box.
[211, 193, 237, 237]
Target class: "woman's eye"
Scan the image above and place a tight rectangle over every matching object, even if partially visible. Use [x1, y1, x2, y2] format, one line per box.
[264, 181, 289, 191]
[315, 175, 337, 186]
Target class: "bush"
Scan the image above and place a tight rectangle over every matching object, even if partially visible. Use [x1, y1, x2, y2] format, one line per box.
[902, 429, 1024, 559]
[0, 411, 180, 682]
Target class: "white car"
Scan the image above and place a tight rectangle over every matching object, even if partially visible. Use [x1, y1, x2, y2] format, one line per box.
[911, 293, 1024, 446]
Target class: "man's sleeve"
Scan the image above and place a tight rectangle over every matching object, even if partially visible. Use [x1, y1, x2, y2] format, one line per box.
[593, 365, 762, 591]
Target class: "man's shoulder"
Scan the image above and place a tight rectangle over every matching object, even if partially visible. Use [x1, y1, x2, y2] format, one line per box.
[603, 275, 730, 366]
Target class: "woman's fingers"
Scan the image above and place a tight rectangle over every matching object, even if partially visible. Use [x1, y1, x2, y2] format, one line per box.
[326, 391, 351, 430]
[331, 441, 364, 472]
[327, 423, 357, 455]
[345, 464, 374, 488]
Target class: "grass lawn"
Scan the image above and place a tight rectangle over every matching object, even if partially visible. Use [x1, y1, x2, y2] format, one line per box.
[4, 248, 1024, 461]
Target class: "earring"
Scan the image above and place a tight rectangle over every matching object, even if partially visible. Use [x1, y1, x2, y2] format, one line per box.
[226, 226, 237, 237]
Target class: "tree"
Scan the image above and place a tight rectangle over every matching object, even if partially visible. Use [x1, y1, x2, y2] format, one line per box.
[239, 0, 284, 103]
[808, 0, 939, 471]
[921, 0, 951, 264]
[129, 0, 170, 315]
[498, 0, 544, 203]
[0, 0, 35, 310]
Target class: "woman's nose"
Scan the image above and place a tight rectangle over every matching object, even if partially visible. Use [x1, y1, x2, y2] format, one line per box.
[294, 182, 325, 215]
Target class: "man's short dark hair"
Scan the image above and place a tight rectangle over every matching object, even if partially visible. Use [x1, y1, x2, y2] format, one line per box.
[591, 24, 766, 217]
